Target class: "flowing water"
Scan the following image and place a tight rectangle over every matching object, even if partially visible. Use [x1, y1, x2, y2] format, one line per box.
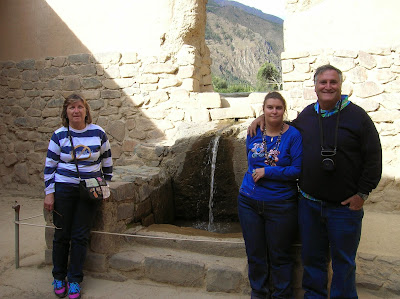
[207, 135, 220, 231]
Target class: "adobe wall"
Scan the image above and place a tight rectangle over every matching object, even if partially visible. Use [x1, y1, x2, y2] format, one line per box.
[0, 0, 207, 61]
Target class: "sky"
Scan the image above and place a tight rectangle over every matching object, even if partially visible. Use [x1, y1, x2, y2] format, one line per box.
[231, 0, 286, 19]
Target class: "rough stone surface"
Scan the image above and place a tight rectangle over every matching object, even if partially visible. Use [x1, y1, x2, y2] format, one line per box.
[144, 255, 205, 287]
[108, 251, 145, 272]
[206, 264, 244, 292]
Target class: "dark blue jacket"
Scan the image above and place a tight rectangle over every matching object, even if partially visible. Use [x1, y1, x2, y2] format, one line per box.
[240, 125, 303, 201]
[293, 102, 382, 203]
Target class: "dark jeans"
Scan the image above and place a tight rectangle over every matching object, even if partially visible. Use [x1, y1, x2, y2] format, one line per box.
[299, 195, 363, 299]
[238, 193, 298, 299]
[52, 183, 99, 283]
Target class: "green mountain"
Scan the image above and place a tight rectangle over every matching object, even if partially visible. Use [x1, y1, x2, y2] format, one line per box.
[206, 0, 284, 88]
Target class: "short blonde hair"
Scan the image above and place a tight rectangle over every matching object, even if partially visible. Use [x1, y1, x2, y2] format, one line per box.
[61, 93, 92, 127]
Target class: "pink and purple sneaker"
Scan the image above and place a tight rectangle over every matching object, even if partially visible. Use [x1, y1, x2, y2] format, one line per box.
[52, 279, 68, 298]
[67, 282, 81, 299]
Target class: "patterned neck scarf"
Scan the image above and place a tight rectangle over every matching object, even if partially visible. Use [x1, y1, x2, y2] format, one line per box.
[314, 95, 350, 118]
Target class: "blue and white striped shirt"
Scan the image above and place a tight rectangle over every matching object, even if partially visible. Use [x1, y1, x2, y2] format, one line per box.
[44, 124, 113, 195]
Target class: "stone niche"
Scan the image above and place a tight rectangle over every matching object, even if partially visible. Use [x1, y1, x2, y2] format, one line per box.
[173, 132, 244, 223]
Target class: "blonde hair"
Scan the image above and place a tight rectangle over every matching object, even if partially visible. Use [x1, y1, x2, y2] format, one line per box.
[61, 93, 92, 127]
[263, 91, 287, 119]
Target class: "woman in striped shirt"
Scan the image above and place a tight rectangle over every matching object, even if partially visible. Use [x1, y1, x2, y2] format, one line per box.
[43, 93, 112, 299]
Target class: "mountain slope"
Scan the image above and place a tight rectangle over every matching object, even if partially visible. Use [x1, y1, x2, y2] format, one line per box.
[211, 0, 284, 24]
[206, 0, 283, 86]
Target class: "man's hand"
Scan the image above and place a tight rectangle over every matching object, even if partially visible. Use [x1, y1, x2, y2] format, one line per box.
[247, 115, 265, 137]
[252, 168, 265, 183]
[44, 193, 55, 211]
[341, 194, 365, 211]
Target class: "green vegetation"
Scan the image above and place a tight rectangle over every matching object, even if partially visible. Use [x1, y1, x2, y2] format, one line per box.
[212, 62, 281, 93]
[256, 62, 281, 91]
[212, 75, 254, 93]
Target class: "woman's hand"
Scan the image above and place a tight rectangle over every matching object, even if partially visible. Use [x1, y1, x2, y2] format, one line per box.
[247, 115, 265, 137]
[44, 193, 55, 211]
[252, 168, 265, 183]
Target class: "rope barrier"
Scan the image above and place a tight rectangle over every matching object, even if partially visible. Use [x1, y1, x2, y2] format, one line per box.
[14, 213, 245, 245]
[19, 214, 45, 221]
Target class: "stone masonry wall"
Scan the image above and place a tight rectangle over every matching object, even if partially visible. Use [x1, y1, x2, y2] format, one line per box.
[0, 49, 214, 189]
[281, 47, 400, 211]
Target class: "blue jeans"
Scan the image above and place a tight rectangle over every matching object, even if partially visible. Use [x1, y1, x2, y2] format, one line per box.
[299, 195, 363, 299]
[238, 193, 298, 299]
[52, 183, 99, 283]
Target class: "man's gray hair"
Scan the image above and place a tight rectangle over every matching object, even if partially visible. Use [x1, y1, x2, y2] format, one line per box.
[313, 64, 343, 85]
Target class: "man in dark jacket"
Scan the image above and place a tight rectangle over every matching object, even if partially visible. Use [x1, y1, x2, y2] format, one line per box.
[249, 64, 382, 298]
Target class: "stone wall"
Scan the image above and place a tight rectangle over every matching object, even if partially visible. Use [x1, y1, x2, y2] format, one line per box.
[0, 49, 267, 193]
[0, 50, 212, 189]
[281, 48, 400, 211]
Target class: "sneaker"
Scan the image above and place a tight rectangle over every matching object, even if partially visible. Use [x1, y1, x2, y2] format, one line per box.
[68, 282, 81, 299]
[52, 279, 68, 298]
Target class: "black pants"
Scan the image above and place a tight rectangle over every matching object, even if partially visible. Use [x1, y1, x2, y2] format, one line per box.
[52, 183, 99, 283]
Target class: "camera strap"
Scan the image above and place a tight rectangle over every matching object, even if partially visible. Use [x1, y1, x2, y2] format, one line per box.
[318, 99, 343, 153]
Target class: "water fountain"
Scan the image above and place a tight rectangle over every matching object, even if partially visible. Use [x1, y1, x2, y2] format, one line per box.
[172, 124, 247, 233]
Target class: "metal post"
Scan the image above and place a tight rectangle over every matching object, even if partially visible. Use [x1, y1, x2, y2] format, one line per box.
[12, 201, 20, 269]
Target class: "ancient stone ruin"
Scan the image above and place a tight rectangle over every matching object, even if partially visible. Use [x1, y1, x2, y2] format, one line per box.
[1, 0, 400, 295]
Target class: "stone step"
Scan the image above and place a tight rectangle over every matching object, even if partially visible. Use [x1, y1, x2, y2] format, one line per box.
[355, 211, 400, 296]
[100, 224, 304, 297]
[108, 244, 251, 294]
[81, 212, 400, 297]
[123, 223, 247, 258]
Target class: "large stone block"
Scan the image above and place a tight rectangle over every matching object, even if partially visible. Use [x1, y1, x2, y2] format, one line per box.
[329, 56, 355, 72]
[159, 77, 181, 89]
[198, 92, 221, 108]
[369, 110, 400, 122]
[144, 63, 178, 74]
[353, 81, 384, 98]
[117, 202, 135, 221]
[188, 108, 210, 122]
[109, 181, 136, 202]
[16, 59, 35, 70]
[119, 64, 140, 78]
[358, 51, 377, 70]
[68, 54, 91, 65]
[206, 264, 244, 292]
[210, 106, 254, 120]
[90, 233, 121, 255]
[144, 255, 205, 287]
[347, 66, 368, 83]
[283, 71, 311, 82]
[356, 274, 383, 290]
[121, 52, 138, 64]
[84, 252, 107, 272]
[63, 76, 81, 91]
[109, 250, 145, 273]
[93, 52, 121, 64]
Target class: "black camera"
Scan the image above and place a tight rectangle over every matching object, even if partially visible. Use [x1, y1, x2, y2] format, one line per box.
[321, 150, 336, 172]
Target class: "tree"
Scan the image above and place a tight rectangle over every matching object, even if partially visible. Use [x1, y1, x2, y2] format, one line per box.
[256, 62, 281, 91]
